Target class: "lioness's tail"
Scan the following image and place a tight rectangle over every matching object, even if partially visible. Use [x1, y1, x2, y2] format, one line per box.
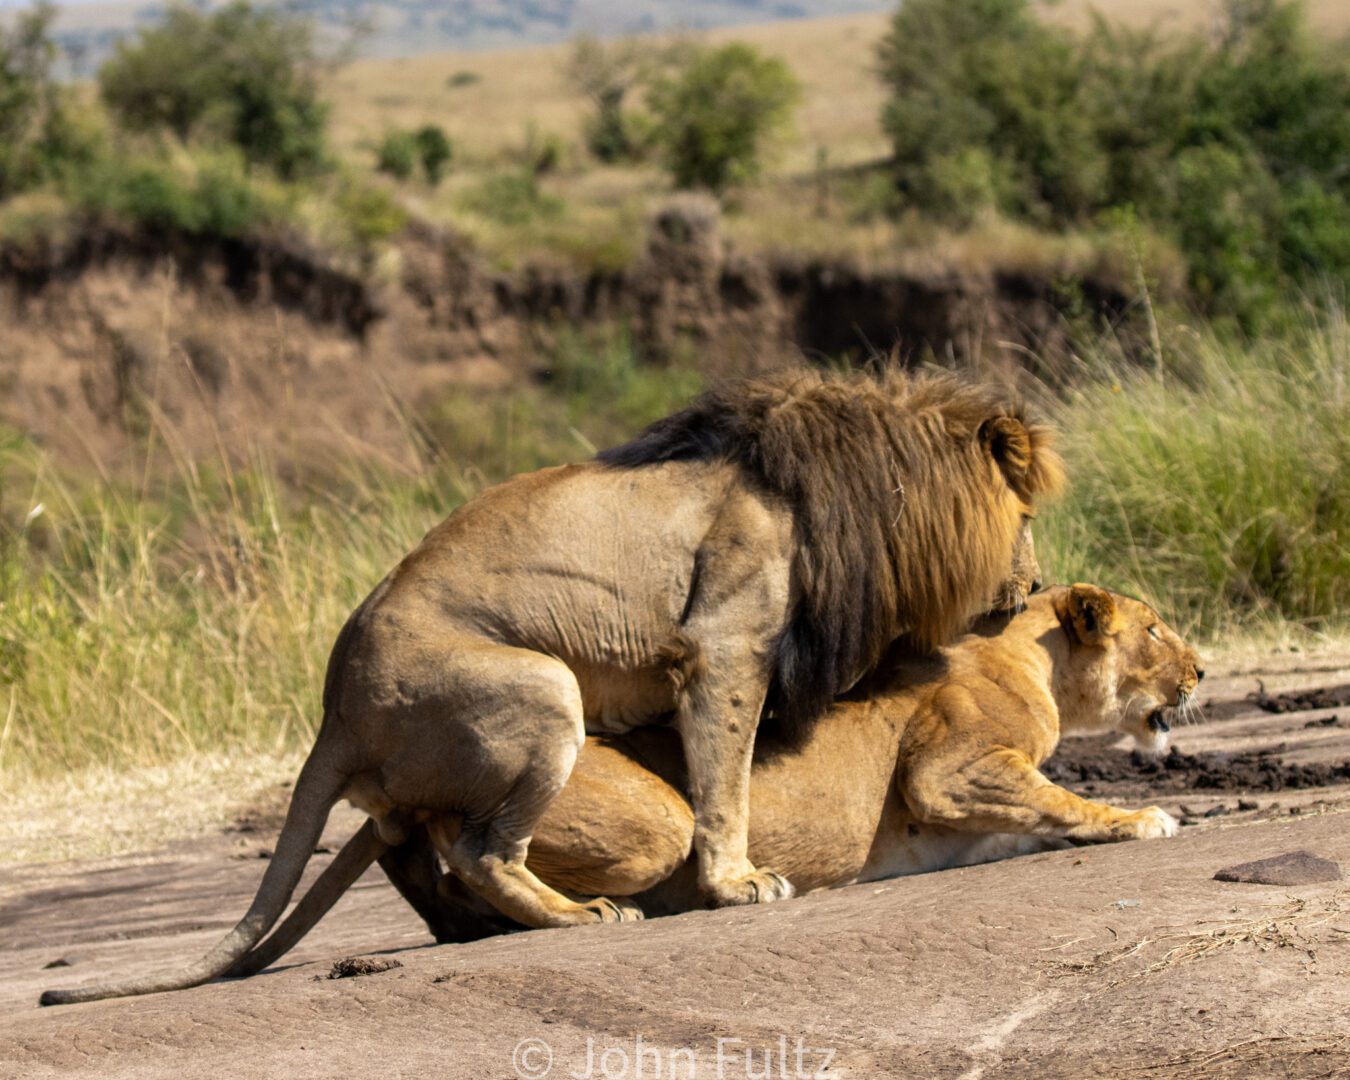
[39, 751, 346, 1006]
[224, 818, 388, 979]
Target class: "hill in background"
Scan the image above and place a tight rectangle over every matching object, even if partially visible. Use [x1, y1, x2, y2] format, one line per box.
[13, 0, 893, 71]
[26, 0, 1350, 73]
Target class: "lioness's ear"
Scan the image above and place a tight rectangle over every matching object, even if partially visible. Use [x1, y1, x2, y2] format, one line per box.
[980, 416, 1034, 498]
[1058, 583, 1119, 645]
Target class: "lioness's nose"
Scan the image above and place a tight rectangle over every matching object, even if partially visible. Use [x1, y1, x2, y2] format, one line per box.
[1196, 667, 1206, 681]
[1030, 577, 1044, 594]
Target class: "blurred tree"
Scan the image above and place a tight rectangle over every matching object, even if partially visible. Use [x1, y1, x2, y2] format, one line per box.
[375, 129, 417, 181]
[414, 124, 453, 186]
[565, 33, 646, 163]
[877, 0, 1350, 321]
[877, 0, 1104, 222]
[0, 3, 89, 197]
[646, 42, 798, 194]
[99, 1, 329, 178]
[376, 124, 453, 186]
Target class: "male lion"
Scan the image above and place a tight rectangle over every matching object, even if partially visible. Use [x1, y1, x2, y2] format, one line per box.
[208, 583, 1204, 977]
[43, 368, 1062, 1005]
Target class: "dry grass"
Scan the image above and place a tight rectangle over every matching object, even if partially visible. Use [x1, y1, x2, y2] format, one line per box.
[326, 13, 895, 270]
[0, 749, 304, 867]
[1049, 894, 1347, 985]
[327, 12, 890, 173]
[719, 194, 1187, 287]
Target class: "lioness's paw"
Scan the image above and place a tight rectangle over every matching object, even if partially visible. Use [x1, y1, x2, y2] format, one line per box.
[582, 896, 645, 923]
[1132, 806, 1178, 840]
[705, 869, 795, 908]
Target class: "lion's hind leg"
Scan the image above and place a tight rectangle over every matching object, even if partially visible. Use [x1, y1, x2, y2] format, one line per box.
[379, 824, 520, 943]
[430, 818, 643, 928]
[420, 649, 642, 929]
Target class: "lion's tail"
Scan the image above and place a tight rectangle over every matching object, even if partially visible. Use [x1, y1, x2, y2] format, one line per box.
[39, 749, 346, 1007]
[224, 818, 389, 979]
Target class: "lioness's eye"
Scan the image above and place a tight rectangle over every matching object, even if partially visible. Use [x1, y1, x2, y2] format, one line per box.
[1147, 625, 1161, 640]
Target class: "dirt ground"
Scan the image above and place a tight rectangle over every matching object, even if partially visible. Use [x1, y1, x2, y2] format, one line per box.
[2, 656, 1348, 1079]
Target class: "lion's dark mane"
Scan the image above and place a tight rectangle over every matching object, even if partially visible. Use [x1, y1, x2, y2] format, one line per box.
[599, 368, 1062, 743]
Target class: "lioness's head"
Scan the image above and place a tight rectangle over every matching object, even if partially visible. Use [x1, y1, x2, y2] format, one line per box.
[1052, 584, 1204, 754]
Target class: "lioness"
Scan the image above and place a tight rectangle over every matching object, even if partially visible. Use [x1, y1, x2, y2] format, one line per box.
[44, 369, 1063, 1004]
[219, 583, 1201, 976]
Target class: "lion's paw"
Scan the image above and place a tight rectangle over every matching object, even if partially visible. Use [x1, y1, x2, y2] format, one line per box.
[582, 896, 645, 923]
[1132, 806, 1178, 840]
[705, 869, 795, 908]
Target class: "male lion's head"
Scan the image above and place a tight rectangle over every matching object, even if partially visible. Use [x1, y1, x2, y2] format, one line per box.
[1052, 583, 1205, 755]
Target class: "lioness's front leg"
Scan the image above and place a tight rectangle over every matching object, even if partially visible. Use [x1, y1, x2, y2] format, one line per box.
[907, 748, 1177, 843]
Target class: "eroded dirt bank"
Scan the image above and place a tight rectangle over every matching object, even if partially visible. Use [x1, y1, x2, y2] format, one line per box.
[0, 214, 1134, 471]
[1, 659, 1347, 1078]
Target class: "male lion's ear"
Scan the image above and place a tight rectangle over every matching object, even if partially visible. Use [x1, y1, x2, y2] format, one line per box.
[1058, 583, 1120, 645]
[980, 416, 1034, 498]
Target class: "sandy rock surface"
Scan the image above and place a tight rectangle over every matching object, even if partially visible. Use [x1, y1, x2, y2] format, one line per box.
[3, 659, 1348, 1079]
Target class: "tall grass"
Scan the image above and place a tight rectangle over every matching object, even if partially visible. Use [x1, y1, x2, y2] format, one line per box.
[1, 320, 1346, 785]
[1041, 312, 1350, 637]
[0, 334, 701, 783]
[0, 441, 453, 778]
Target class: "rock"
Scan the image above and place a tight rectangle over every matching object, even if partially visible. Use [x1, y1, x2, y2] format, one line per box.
[1214, 851, 1342, 886]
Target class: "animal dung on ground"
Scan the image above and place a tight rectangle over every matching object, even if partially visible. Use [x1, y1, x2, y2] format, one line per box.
[325, 956, 403, 979]
[1213, 850, 1342, 886]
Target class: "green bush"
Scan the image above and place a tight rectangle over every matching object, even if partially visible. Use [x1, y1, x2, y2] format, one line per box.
[0, 4, 94, 197]
[375, 125, 452, 185]
[98, 1, 329, 179]
[461, 170, 563, 225]
[70, 149, 263, 238]
[645, 42, 799, 193]
[332, 177, 408, 246]
[414, 124, 453, 186]
[374, 129, 417, 181]
[878, 0, 1107, 222]
[877, 0, 1350, 322]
